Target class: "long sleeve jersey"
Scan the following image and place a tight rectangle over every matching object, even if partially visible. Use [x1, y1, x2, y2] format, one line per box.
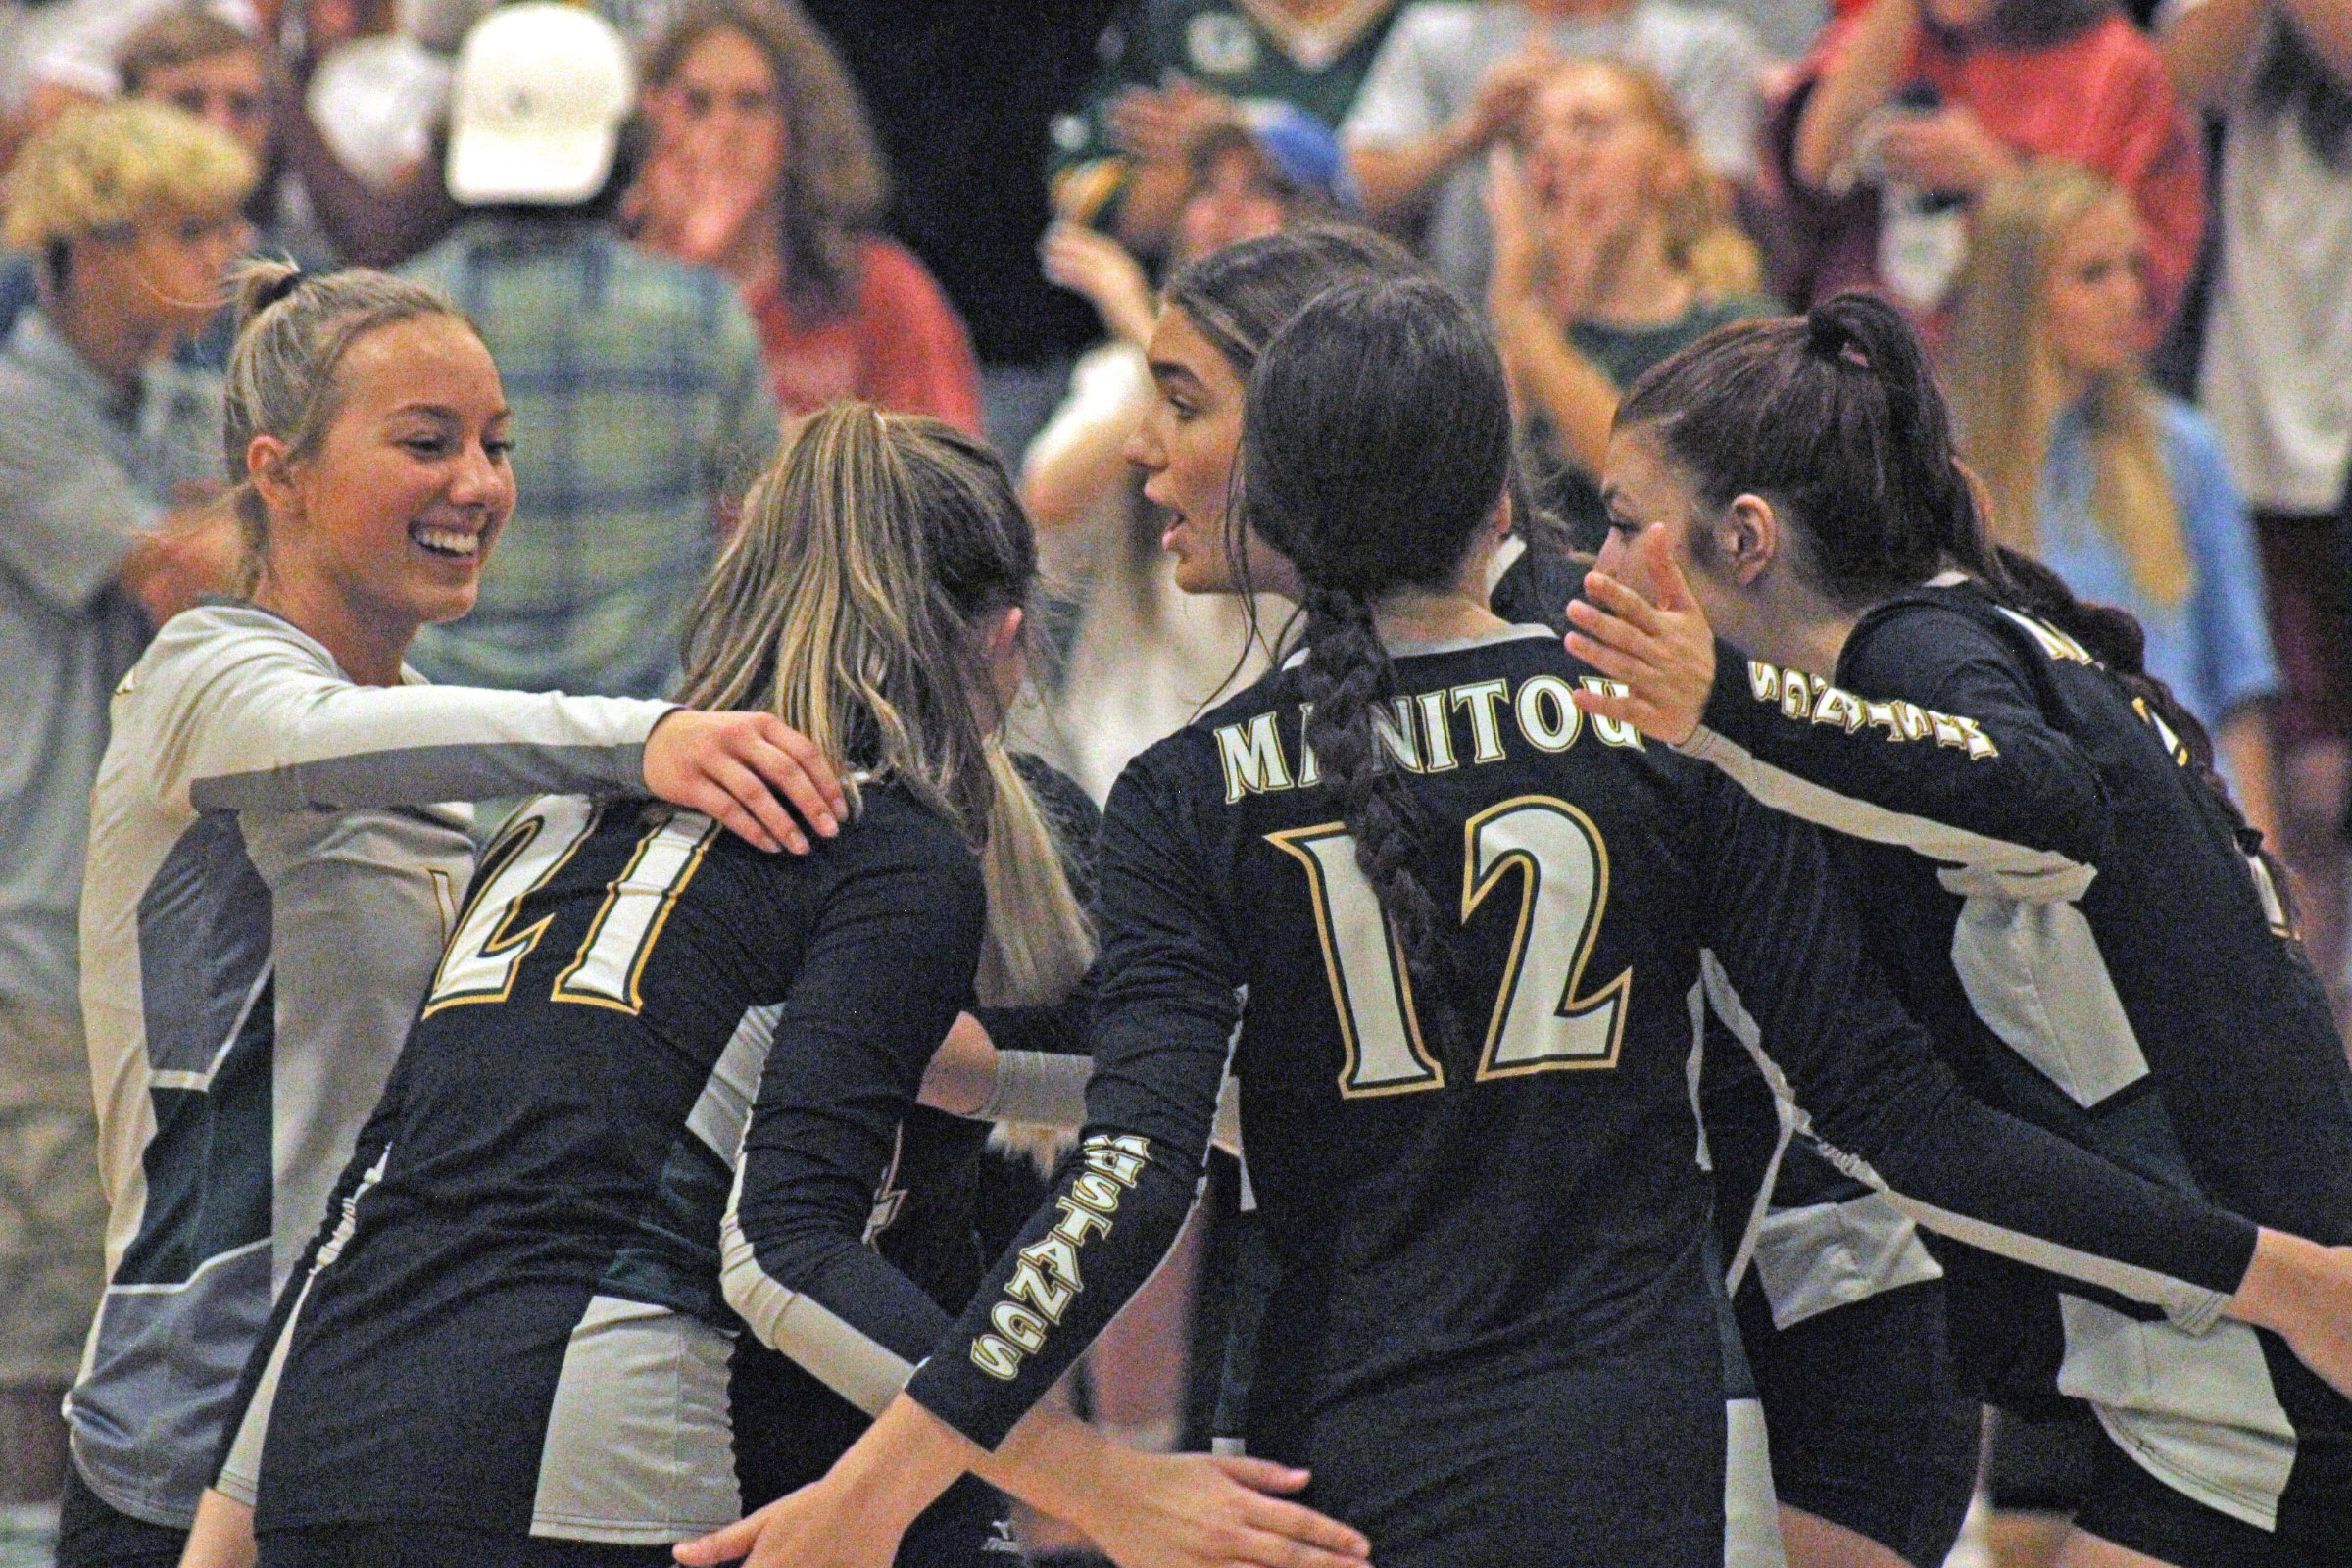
[1680, 577, 2352, 1536]
[232, 785, 984, 1543]
[69, 603, 672, 1528]
[729, 626, 2274, 1565]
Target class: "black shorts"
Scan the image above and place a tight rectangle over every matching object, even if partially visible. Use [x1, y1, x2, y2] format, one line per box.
[2073, 1423, 2352, 1568]
[1734, 1274, 1981, 1568]
[55, 1460, 187, 1568]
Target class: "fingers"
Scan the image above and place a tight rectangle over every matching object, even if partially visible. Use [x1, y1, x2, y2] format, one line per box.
[1637, 524, 1699, 613]
[744, 714, 846, 832]
[1227, 1511, 1375, 1568]
[671, 1513, 759, 1565]
[1231, 1490, 1369, 1559]
[1563, 625, 1644, 685]
[1207, 1454, 1312, 1495]
[1577, 568, 1665, 635]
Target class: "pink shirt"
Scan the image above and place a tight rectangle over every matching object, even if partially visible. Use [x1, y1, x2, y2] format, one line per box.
[1766, 11, 2203, 331]
[746, 237, 985, 436]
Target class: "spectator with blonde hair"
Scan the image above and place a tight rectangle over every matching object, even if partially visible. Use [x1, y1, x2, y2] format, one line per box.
[1944, 160, 2280, 843]
[627, 0, 983, 431]
[0, 95, 247, 1534]
[1486, 57, 1778, 549]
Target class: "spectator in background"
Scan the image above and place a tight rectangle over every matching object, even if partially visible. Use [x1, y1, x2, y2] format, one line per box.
[1019, 108, 1351, 801]
[794, 0, 1119, 470]
[0, 97, 244, 1528]
[2164, 0, 2352, 1033]
[628, 0, 983, 433]
[119, 3, 336, 267]
[0, 5, 333, 366]
[402, 1, 778, 701]
[1771, 0, 2201, 327]
[1944, 162, 2279, 839]
[1046, 0, 1403, 254]
[1342, 0, 1765, 296]
[1485, 57, 1779, 550]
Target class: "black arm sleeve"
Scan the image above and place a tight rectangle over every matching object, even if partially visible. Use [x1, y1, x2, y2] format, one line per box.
[1687, 609, 2114, 881]
[719, 842, 991, 1410]
[901, 754, 1238, 1447]
[1697, 777, 2258, 1327]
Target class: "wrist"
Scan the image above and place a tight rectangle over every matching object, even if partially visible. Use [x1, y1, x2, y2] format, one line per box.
[2230, 1227, 2318, 1334]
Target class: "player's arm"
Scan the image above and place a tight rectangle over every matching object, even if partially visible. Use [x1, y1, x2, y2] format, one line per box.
[1568, 545, 2114, 884]
[152, 626, 845, 851]
[693, 752, 1362, 1568]
[1698, 784, 2352, 1397]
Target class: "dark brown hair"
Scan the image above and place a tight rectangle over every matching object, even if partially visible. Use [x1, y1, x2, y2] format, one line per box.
[1239, 276, 1514, 1046]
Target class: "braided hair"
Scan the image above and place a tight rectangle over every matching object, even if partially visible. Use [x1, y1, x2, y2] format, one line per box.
[1619, 291, 2293, 923]
[1239, 276, 1515, 1044]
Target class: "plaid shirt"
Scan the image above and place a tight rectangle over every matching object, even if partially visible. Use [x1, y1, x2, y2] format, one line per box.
[404, 216, 779, 699]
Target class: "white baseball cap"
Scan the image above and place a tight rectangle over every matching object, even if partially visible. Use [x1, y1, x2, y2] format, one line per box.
[446, 2, 633, 207]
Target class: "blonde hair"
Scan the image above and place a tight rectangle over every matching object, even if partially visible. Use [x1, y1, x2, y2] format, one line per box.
[675, 404, 1093, 1007]
[1945, 162, 2190, 608]
[1551, 58, 1761, 298]
[220, 259, 477, 594]
[2, 98, 253, 254]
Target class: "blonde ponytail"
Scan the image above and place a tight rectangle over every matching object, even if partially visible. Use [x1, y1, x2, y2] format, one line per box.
[975, 746, 1096, 1007]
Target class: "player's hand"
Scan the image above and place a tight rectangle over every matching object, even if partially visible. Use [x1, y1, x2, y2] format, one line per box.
[2230, 1229, 2352, 1399]
[1565, 522, 1715, 747]
[1061, 1450, 1374, 1568]
[641, 710, 847, 855]
[672, 1475, 895, 1568]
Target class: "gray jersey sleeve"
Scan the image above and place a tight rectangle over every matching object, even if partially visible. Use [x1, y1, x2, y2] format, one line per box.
[141, 608, 674, 814]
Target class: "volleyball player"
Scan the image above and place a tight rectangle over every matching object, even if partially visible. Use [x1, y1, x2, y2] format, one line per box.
[210, 406, 1363, 1568]
[61, 262, 851, 1568]
[678, 278, 2352, 1568]
[1567, 293, 2352, 1565]
[1139, 224, 1964, 1568]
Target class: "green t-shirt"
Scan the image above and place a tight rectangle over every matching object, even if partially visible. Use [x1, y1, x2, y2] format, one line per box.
[1532, 292, 1782, 551]
[1048, 0, 1402, 223]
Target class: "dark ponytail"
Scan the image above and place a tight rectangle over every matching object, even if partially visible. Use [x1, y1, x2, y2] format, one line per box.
[1241, 277, 1515, 1047]
[1621, 292, 2294, 920]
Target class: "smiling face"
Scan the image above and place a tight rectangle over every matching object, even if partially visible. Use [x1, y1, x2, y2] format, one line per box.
[1122, 306, 1301, 598]
[1172, 144, 1294, 265]
[2042, 192, 2150, 389]
[259, 314, 514, 647]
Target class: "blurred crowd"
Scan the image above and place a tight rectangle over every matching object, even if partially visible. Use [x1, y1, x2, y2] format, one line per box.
[4, 0, 2352, 1558]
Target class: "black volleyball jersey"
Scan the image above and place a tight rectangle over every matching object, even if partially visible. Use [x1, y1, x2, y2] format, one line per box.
[237, 786, 986, 1542]
[1685, 578, 2352, 1538]
[803, 629, 2259, 1527]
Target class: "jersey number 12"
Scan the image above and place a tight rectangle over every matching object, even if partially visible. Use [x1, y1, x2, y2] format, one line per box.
[1268, 795, 1631, 1098]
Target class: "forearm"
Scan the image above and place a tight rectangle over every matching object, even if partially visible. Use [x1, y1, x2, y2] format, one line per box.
[184, 676, 668, 813]
[1350, 127, 1479, 223]
[1498, 305, 1621, 473]
[1793, 0, 1921, 188]
[2219, 704, 2281, 850]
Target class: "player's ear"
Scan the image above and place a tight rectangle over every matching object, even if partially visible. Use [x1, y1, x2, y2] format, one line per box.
[1719, 493, 1778, 588]
[247, 434, 301, 521]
